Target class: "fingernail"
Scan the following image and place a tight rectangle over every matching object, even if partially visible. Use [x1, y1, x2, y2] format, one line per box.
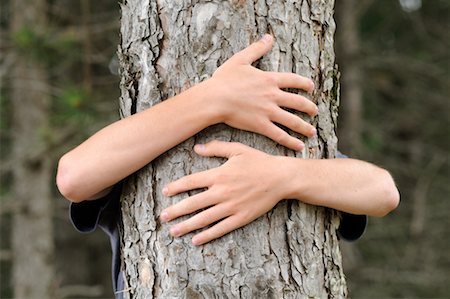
[297, 141, 305, 151]
[315, 106, 319, 115]
[162, 186, 169, 196]
[260, 34, 272, 44]
[170, 226, 181, 237]
[195, 144, 205, 151]
[310, 127, 317, 136]
[160, 211, 169, 222]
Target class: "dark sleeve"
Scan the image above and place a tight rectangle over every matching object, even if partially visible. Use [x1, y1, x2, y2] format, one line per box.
[69, 182, 122, 235]
[338, 212, 368, 241]
[69, 182, 124, 297]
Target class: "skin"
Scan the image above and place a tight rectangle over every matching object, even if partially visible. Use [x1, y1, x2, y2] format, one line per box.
[57, 34, 400, 246]
[57, 34, 317, 202]
[161, 141, 400, 245]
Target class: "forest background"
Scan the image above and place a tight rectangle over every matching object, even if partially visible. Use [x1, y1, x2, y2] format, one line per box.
[0, 0, 448, 298]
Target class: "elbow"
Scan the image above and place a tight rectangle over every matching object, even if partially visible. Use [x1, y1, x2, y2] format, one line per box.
[377, 186, 400, 217]
[373, 170, 400, 217]
[56, 154, 85, 203]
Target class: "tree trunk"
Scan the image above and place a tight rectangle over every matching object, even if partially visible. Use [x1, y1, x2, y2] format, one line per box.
[118, 1, 345, 298]
[10, 0, 55, 298]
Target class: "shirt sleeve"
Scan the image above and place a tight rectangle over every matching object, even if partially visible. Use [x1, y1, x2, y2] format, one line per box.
[337, 212, 368, 241]
[69, 183, 122, 234]
[68, 182, 124, 297]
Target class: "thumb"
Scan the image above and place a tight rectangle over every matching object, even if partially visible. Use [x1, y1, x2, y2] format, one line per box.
[194, 141, 245, 158]
[229, 34, 274, 65]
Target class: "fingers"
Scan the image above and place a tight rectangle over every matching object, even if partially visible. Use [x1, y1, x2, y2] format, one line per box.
[269, 72, 315, 93]
[271, 109, 317, 138]
[193, 140, 246, 158]
[168, 204, 232, 238]
[160, 191, 217, 222]
[229, 34, 274, 65]
[192, 214, 242, 245]
[257, 123, 304, 151]
[163, 170, 214, 197]
[277, 91, 318, 117]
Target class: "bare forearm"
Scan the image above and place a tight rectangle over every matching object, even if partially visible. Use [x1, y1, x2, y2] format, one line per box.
[161, 141, 400, 245]
[283, 157, 400, 217]
[57, 82, 218, 202]
[57, 36, 319, 203]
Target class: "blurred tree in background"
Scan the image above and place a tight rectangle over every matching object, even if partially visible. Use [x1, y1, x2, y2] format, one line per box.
[0, 0, 448, 298]
[336, 0, 449, 298]
[1, 0, 120, 297]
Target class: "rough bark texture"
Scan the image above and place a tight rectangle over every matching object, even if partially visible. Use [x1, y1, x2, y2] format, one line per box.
[10, 0, 55, 298]
[118, 1, 345, 298]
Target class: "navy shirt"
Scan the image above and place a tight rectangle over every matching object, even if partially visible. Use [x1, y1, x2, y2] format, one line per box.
[70, 182, 124, 298]
[70, 183, 367, 298]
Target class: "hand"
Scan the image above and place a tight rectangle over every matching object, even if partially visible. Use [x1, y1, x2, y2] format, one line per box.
[206, 34, 318, 151]
[160, 140, 290, 245]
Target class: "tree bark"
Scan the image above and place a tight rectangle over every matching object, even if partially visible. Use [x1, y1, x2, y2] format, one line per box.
[10, 0, 55, 298]
[118, 1, 345, 298]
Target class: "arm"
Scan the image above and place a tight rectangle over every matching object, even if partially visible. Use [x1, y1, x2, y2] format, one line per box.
[56, 35, 318, 202]
[283, 156, 400, 217]
[161, 141, 400, 245]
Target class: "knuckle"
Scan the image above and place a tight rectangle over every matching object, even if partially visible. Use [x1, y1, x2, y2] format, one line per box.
[304, 100, 316, 112]
[219, 185, 233, 198]
[215, 225, 228, 238]
[264, 103, 277, 118]
[296, 94, 307, 106]
[274, 131, 288, 144]
[265, 73, 278, 86]
[215, 171, 233, 184]
[266, 89, 279, 102]
[207, 140, 218, 148]
[213, 171, 224, 182]
[183, 176, 195, 188]
[195, 215, 210, 229]
[239, 210, 253, 223]
[292, 118, 304, 132]
[250, 118, 265, 133]
[295, 73, 304, 81]
[223, 201, 236, 214]
[229, 142, 243, 152]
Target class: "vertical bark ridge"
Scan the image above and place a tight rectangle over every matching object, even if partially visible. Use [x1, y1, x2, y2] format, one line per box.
[119, 1, 345, 298]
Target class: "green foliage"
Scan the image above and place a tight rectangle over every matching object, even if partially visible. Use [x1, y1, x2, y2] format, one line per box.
[51, 82, 117, 125]
[12, 25, 81, 67]
[12, 26, 36, 48]
[61, 86, 88, 111]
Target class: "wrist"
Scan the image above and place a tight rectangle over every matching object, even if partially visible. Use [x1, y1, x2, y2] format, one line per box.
[277, 156, 309, 200]
[171, 79, 222, 128]
[191, 78, 225, 125]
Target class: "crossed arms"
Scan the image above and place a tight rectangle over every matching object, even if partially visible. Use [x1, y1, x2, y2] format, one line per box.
[56, 35, 399, 245]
